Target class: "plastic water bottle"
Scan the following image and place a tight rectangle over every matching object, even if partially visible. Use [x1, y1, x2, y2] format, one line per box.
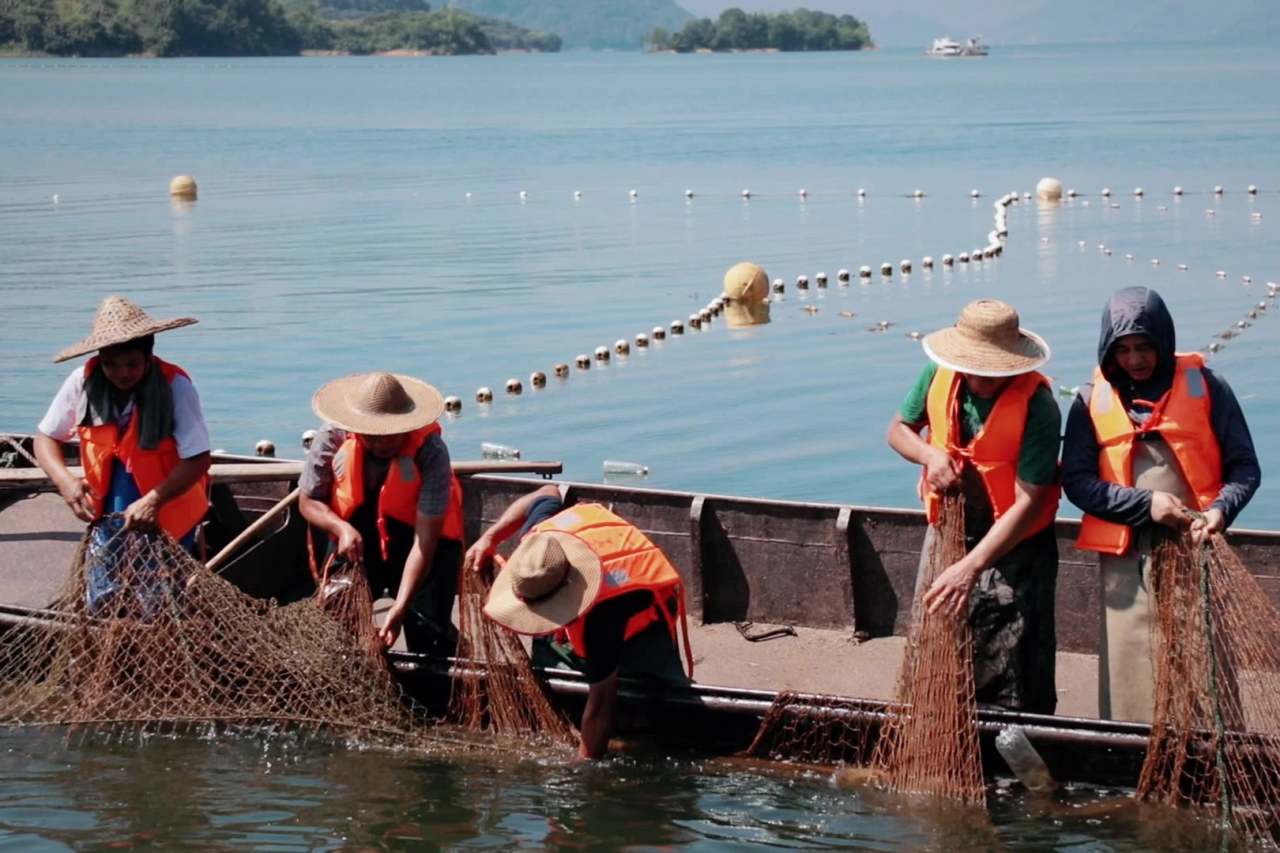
[480, 442, 521, 460]
[603, 460, 648, 478]
[995, 726, 1055, 793]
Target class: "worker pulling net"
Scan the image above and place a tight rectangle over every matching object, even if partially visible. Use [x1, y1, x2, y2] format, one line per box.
[448, 561, 576, 745]
[0, 519, 456, 752]
[746, 493, 985, 807]
[1138, 530, 1280, 847]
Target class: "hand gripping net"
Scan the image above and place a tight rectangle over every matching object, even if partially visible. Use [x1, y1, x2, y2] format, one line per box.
[448, 561, 576, 746]
[747, 494, 985, 807]
[1139, 531, 1280, 847]
[0, 522, 453, 752]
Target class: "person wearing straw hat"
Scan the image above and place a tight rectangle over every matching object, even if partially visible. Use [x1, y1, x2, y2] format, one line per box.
[722, 261, 771, 328]
[35, 295, 212, 611]
[1062, 287, 1260, 722]
[467, 486, 693, 759]
[299, 371, 465, 654]
[886, 299, 1062, 714]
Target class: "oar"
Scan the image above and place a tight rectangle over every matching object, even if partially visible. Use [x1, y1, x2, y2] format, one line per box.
[206, 487, 300, 574]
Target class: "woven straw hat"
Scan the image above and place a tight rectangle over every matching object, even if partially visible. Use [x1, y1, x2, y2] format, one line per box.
[312, 372, 444, 436]
[54, 295, 197, 363]
[484, 530, 603, 636]
[922, 299, 1050, 377]
[723, 261, 772, 328]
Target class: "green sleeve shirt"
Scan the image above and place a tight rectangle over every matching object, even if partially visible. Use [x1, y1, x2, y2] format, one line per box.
[898, 363, 1061, 486]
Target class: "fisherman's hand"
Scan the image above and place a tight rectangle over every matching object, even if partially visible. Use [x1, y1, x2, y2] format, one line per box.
[924, 447, 963, 493]
[923, 557, 979, 618]
[335, 522, 363, 563]
[378, 602, 405, 648]
[122, 490, 161, 528]
[58, 476, 97, 522]
[1191, 507, 1225, 547]
[1150, 491, 1192, 529]
[463, 534, 496, 573]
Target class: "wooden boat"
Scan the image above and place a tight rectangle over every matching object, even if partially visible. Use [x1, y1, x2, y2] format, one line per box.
[4, 432, 1279, 787]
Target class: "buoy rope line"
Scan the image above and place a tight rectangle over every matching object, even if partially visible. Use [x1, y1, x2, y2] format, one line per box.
[437, 192, 1018, 418]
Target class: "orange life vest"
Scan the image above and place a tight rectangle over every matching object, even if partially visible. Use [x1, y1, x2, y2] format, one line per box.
[1075, 353, 1222, 555]
[922, 367, 1059, 537]
[528, 503, 694, 677]
[328, 423, 465, 559]
[77, 357, 209, 539]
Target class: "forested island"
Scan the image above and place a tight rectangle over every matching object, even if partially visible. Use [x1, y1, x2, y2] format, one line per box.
[648, 8, 872, 53]
[0, 0, 560, 57]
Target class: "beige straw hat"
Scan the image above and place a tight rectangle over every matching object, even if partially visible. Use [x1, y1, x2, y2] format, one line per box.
[312, 372, 444, 436]
[484, 530, 603, 636]
[723, 261, 772, 328]
[922, 299, 1050, 378]
[54, 295, 197, 363]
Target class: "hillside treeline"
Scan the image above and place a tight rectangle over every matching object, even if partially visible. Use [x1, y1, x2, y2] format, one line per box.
[0, 0, 559, 56]
[648, 8, 872, 53]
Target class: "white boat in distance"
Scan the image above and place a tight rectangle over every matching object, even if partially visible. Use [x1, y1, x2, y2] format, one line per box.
[926, 36, 989, 57]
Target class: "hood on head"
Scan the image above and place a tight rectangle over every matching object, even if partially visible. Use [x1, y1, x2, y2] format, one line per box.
[1097, 287, 1176, 384]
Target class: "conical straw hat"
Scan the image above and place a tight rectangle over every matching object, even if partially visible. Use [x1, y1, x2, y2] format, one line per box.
[922, 299, 1050, 378]
[484, 530, 603, 636]
[54, 295, 197, 363]
[312, 372, 444, 435]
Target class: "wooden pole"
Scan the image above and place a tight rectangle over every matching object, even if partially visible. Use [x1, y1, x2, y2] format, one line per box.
[205, 487, 300, 574]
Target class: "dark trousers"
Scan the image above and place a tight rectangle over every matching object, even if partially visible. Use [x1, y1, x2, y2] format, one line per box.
[334, 506, 462, 656]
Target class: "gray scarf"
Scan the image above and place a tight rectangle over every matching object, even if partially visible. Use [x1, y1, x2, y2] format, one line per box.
[78, 359, 174, 450]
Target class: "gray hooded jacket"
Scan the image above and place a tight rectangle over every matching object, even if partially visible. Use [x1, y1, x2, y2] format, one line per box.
[1061, 287, 1260, 527]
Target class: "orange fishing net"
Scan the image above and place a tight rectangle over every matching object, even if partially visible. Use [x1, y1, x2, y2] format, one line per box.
[747, 494, 985, 806]
[0, 522, 478, 754]
[870, 491, 984, 806]
[448, 563, 576, 745]
[1138, 531, 1280, 846]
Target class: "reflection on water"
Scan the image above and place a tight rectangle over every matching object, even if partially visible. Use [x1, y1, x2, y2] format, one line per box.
[0, 728, 1244, 850]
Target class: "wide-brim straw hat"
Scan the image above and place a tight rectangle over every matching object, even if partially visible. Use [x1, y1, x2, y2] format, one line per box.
[484, 530, 603, 636]
[312, 371, 444, 435]
[54, 295, 197, 363]
[922, 299, 1050, 378]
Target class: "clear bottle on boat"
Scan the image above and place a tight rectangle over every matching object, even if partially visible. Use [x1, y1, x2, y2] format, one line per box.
[603, 460, 648, 477]
[995, 726, 1055, 793]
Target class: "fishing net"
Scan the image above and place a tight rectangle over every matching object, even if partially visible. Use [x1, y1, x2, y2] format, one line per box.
[747, 493, 985, 806]
[448, 561, 576, 745]
[869, 491, 985, 806]
[0, 520, 458, 752]
[1137, 530, 1280, 847]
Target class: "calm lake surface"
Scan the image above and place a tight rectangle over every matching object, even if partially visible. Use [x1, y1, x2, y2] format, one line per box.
[0, 44, 1278, 848]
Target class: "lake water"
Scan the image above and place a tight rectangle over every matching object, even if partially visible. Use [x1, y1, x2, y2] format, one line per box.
[1, 45, 1277, 527]
[0, 44, 1278, 848]
[0, 727, 1222, 851]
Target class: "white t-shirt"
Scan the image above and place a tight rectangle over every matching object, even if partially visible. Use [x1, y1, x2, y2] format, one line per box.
[38, 365, 212, 459]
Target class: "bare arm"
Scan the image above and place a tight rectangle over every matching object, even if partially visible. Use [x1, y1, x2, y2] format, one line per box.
[35, 432, 95, 522]
[923, 478, 1054, 617]
[462, 483, 563, 573]
[885, 414, 961, 495]
[379, 512, 445, 647]
[578, 673, 619, 760]
[298, 492, 363, 562]
[121, 452, 212, 529]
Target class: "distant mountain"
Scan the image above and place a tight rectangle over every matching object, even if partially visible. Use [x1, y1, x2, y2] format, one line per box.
[446, 0, 694, 50]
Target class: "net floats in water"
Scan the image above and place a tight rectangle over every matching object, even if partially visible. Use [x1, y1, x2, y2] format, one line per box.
[475, 386, 493, 403]
[255, 439, 275, 458]
[505, 378, 522, 395]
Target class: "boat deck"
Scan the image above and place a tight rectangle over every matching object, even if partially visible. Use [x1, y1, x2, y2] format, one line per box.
[0, 490, 1101, 716]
